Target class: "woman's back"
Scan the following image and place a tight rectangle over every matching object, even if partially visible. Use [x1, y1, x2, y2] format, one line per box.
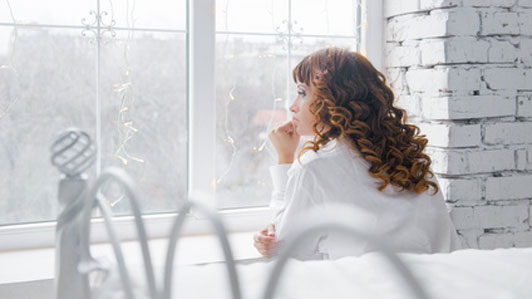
[271, 138, 462, 260]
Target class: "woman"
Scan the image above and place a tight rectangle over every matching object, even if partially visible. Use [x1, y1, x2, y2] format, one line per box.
[253, 47, 462, 260]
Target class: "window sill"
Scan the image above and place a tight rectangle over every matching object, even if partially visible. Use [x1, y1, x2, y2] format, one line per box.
[0, 231, 263, 298]
[0, 206, 271, 251]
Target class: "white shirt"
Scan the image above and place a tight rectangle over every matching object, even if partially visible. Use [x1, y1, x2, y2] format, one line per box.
[269, 138, 462, 260]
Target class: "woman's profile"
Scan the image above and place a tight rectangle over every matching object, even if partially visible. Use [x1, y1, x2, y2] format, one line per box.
[253, 47, 462, 260]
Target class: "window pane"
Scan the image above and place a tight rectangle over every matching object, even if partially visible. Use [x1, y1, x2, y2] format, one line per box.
[215, 34, 288, 209]
[100, 0, 186, 30]
[215, 36, 358, 210]
[0, 0, 186, 30]
[100, 31, 187, 214]
[0, 27, 96, 225]
[216, 0, 288, 34]
[291, 0, 360, 36]
[0, 0, 92, 26]
[289, 37, 358, 69]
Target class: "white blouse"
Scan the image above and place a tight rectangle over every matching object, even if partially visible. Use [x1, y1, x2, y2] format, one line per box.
[269, 138, 462, 260]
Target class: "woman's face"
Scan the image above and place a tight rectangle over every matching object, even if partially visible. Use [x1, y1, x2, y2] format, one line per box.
[290, 83, 315, 136]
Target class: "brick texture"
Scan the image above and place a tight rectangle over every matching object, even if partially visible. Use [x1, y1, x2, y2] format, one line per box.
[384, 0, 532, 249]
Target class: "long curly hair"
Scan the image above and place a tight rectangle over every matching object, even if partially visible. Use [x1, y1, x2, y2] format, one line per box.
[293, 47, 438, 195]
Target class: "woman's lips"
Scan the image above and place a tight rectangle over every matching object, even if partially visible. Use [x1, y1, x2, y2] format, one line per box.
[292, 117, 298, 123]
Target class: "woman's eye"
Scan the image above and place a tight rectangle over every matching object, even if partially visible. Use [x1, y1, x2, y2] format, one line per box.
[297, 90, 306, 97]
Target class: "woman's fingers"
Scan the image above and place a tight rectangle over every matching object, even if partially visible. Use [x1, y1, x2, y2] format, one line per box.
[254, 233, 274, 244]
[266, 224, 275, 237]
[254, 231, 279, 258]
[276, 121, 294, 134]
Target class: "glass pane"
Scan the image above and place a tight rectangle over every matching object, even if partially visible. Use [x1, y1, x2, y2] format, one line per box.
[215, 34, 288, 209]
[100, 31, 187, 215]
[0, 27, 96, 225]
[291, 0, 360, 36]
[0, 0, 92, 26]
[289, 37, 358, 70]
[216, 0, 288, 34]
[100, 0, 186, 30]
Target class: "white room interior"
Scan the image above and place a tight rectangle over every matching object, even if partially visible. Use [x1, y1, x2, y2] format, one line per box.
[0, 0, 531, 298]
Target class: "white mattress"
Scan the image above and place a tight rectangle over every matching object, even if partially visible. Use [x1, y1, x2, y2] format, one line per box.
[95, 247, 532, 299]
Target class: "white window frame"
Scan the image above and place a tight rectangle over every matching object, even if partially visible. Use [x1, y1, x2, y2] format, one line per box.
[0, 0, 383, 251]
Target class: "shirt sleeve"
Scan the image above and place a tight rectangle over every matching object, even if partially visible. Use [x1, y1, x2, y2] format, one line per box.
[268, 164, 292, 226]
[269, 163, 326, 260]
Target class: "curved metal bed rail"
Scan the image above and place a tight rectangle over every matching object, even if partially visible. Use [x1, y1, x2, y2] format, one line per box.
[162, 200, 241, 299]
[79, 167, 158, 299]
[262, 207, 430, 299]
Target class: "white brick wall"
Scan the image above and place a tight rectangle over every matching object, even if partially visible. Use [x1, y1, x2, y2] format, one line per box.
[450, 204, 528, 230]
[384, 0, 532, 249]
[467, 0, 517, 7]
[484, 122, 532, 145]
[480, 11, 519, 35]
[487, 39, 518, 63]
[516, 146, 532, 170]
[405, 67, 481, 95]
[421, 96, 516, 119]
[483, 68, 532, 90]
[419, 123, 481, 147]
[427, 148, 515, 175]
[520, 0, 532, 8]
[438, 177, 482, 202]
[420, 37, 489, 65]
[485, 176, 532, 200]
[517, 96, 532, 117]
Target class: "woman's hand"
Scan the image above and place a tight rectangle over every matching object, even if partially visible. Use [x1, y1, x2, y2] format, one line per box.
[253, 224, 279, 258]
[269, 121, 300, 164]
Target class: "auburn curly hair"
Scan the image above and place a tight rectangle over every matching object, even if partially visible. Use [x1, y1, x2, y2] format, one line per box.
[293, 47, 438, 195]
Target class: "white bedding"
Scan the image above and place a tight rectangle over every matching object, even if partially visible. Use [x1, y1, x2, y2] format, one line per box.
[96, 247, 532, 299]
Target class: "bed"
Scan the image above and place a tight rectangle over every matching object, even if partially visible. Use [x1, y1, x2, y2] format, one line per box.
[98, 247, 531, 299]
[51, 129, 532, 299]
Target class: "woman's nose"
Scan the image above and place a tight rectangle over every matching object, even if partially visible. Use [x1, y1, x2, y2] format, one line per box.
[289, 98, 298, 113]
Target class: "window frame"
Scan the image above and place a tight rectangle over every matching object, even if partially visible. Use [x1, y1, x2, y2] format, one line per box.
[0, 0, 383, 251]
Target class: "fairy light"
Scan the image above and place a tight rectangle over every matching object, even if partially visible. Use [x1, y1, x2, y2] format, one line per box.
[215, 51, 282, 185]
[252, 97, 284, 155]
[111, 0, 143, 175]
[215, 83, 238, 185]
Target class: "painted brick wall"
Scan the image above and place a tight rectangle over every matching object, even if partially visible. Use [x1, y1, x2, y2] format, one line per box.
[384, 0, 532, 249]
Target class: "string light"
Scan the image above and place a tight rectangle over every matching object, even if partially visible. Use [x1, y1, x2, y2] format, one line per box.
[215, 83, 238, 185]
[252, 97, 283, 155]
[111, 0, 144, 175]
[215, 51, 281, 185]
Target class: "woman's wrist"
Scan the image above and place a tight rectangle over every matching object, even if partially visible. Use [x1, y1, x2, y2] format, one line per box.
[278, 154, 294, 164]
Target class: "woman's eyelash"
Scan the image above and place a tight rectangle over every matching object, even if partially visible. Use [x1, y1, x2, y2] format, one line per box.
[297, 90, 306, 96]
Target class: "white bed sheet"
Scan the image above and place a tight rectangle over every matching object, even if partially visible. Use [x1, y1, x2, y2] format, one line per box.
[96, 247, 532, 299]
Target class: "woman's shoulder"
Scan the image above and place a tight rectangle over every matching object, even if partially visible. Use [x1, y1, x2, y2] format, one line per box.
[288, 138, 363, 176]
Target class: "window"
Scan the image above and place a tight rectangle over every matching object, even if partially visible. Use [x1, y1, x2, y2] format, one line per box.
[0, 0, 379, 248]
[214, 0, 363, 210]
[0, 0, 187, 225]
